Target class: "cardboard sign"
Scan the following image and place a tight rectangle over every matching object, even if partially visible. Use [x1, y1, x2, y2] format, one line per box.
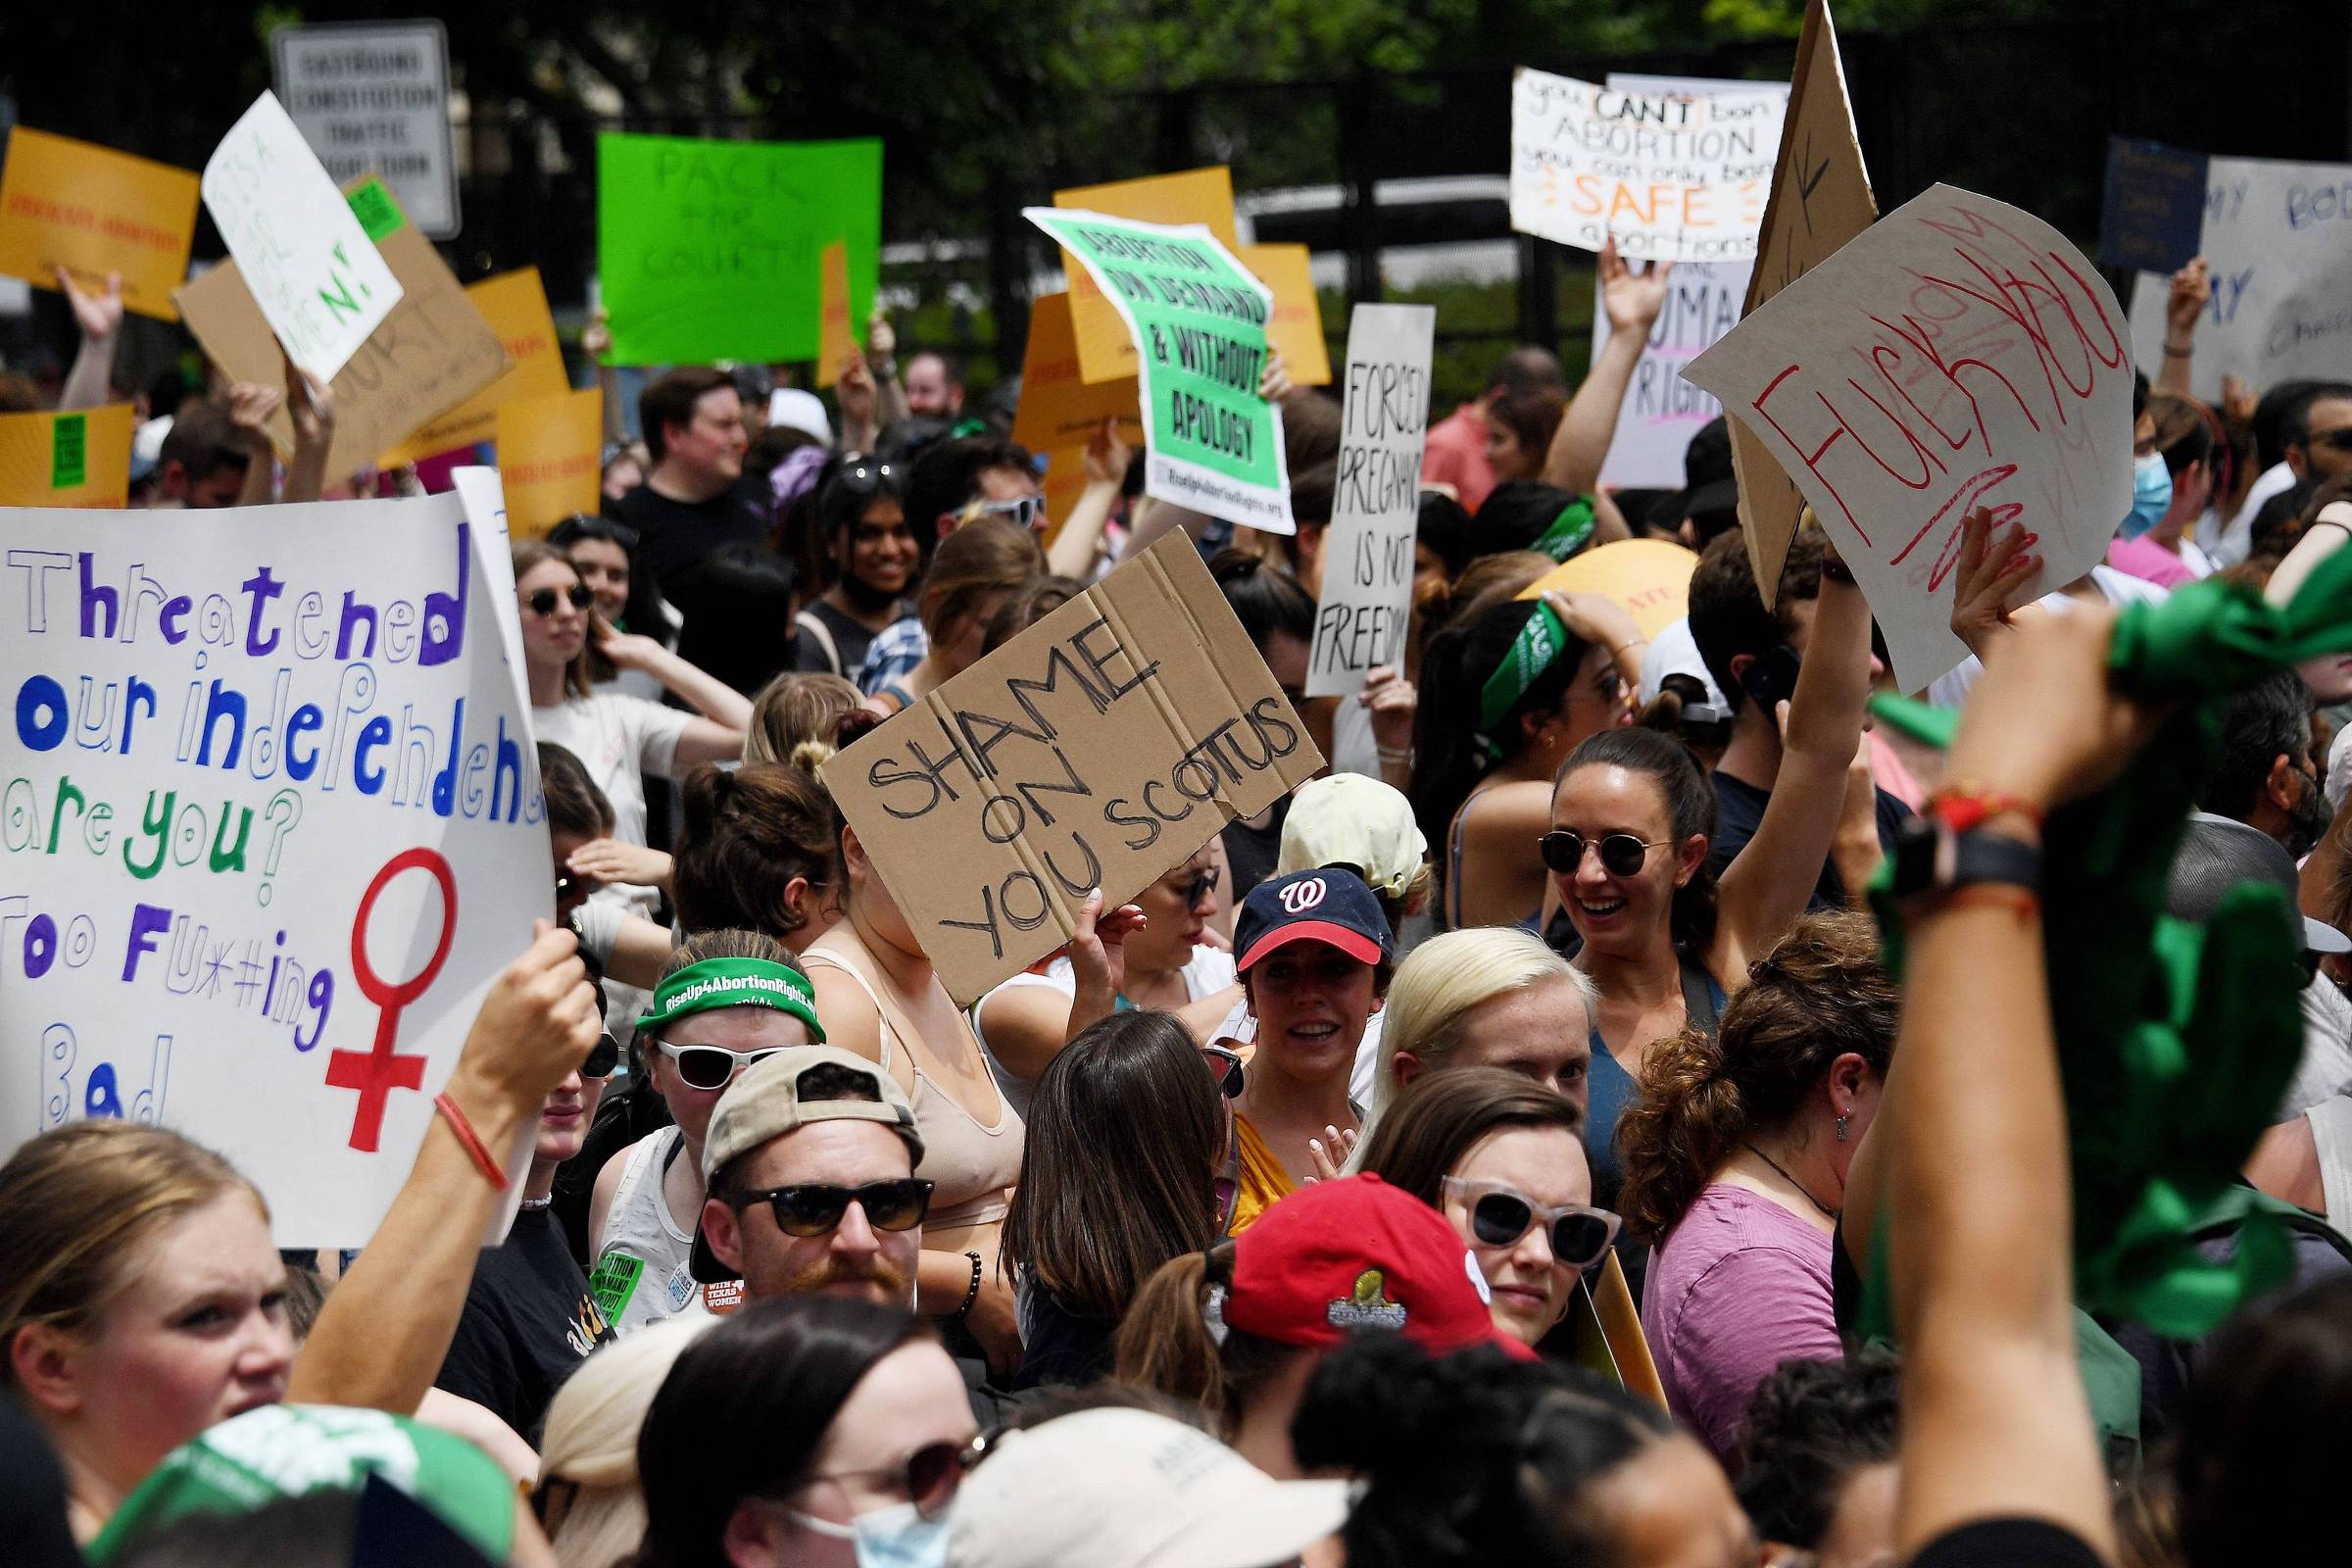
[201, 91, 404, 380]
[0, 127, 200, 322]
[1039, 446, 1092, 551]
[177, 179, 508, 478]
[1509, 69, 1786, 262]
[1684, 184, 2134, 692]
[1027, 208, 1292, 535]
[1010, 291, 1144, 454]
[2126, 153, 2352, 404]
[1053, 168, 1241, 384]
[820, 531, 1324, 1004]
[818, 239, 858, 381]
[596, 132, 882, 367]
[1724, 0, 1877, 609]
[0, 405, 135, 508]
[272, 21, 462, 239]
[1306, 305, 1436, 699]
[0, 480, 553, 1246]
[1519, 539, 1701, 640]
[1240, 243, 1333, 386]
[496, 387, 604, 539]
[2099, 137, 2209, 274]
[379, 267, 567, 466]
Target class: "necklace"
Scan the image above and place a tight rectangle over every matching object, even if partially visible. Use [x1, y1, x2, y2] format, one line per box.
[1742, 1144, 1838, 1221]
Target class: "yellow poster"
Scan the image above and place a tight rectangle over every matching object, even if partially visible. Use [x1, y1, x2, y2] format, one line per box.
[818, 239, 859, 381]
[1010, 291, 1144, 455]
[0, 403, 135, 508]
[1053, 167, 1239, 384]
[380, 267, 568, 466]
[496, 387, 604, 539]
[0, 127, 200, 321]
[1039, 445, 1092, 551]
[1239, 243, 1333, 386]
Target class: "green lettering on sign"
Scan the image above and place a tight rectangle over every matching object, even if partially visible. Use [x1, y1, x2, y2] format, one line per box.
[588, 1250, 645, 1325]
[345, 178, 406, 244]
[51, 413, 86, 489]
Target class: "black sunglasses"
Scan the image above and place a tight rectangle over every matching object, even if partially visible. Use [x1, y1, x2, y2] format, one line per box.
[733, 1178, 934, 1237]
[523, 584, 596, 616]
[581, 1032, 620, 1080]
[1539, 829, 1667, 877]
[1181, 867, 1221, 907]
[827, 456, 898, 498]
[1446, 1179, 1621, 1270]
[801, 1431, 993, 1522]
[1200, 1045, 1246, 1101]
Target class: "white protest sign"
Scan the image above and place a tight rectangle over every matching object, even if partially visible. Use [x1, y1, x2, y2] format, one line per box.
[1307, 305, 1436, 699]
[0, 481, 555, 1247]
[201, 91, 404, 381]
[1684, 183, 2134, 692]
[2127, 153, 2352, 404]
[273, 21, 463, 241]
[1509, 68, 1786, 263]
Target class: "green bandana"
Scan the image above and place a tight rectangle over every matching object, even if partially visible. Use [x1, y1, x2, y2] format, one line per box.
[1477, 601, 1569, 760]
[1531, 496, 1596, 563]
[1865, 548, 2352, 1343]
[635, 956, 826, 1043]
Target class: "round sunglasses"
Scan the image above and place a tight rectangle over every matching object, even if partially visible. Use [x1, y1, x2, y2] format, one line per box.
[1443, 1177, 1621, 1269]
[654, 1039, 789, 1092]
[580, 1031, 620, 1080]
[1538, 829, 1668, 878]
[522, 583, 596, 617]
[730, 1178, 935, 1237]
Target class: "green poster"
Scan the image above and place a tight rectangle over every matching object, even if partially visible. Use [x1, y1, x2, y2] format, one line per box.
[597, 132, 882, 367]
[1025, 207, 1293, 533]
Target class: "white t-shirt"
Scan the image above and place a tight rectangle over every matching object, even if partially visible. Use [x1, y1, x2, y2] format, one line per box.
[1925, 565, 2169, 710]
[531, 692, 694, 850]
[1330, 697, 1382, 781]
[971, 945, 1242, 1117]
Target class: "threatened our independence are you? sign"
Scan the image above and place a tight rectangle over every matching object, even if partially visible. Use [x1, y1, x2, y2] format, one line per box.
[0, 483, 554, 1246]
[822, 531, 1323, 1005]
[1026, 208, 1293, 534]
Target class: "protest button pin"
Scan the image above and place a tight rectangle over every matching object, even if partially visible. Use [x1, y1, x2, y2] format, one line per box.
[325, 847, 458, 1152]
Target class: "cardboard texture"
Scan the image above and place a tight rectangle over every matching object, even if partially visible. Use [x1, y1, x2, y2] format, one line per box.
[1306, 304, 1436, 698]
[496, 386, 603, 538]
[0, 404, 135, 508]
[818, 238, 858, 381]
[1239, 243, 1334, 386]
[1053, 167, 1240, 384]
[1010, 291, 1144, 454]
[0, 126, 200, 321]
[1683, 184, 2134, 693]
[1727, 0, 1877, 610]
[1519, 539, 1701, 641]
[380, 267, 567, 466]
[822, 530, 1324, 1004]
[176, 181, 509, 476]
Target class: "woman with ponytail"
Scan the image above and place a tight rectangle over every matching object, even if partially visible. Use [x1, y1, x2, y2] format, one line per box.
[669, 763, 843, 953]
[1410, 589, 1645, 929]
[1615, 911, 1894, 1465]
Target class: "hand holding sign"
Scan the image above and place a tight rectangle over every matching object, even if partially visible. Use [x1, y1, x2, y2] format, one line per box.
[443, 921, 601, 1122]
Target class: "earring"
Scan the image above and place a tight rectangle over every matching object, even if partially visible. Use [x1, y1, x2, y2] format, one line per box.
[1837, 1114, 1850, 1143]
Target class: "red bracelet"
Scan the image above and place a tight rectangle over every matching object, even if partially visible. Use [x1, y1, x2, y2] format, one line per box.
[1933, 885, 2042, 921]
[434, 1093, 510, 1192]
[1928, 787, 2046, 834]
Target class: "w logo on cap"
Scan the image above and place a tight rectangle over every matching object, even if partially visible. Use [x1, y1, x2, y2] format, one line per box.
[1278, 876, 1328, 914]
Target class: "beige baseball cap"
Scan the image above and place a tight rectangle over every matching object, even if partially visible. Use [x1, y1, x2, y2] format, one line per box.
[1277, 773, 1427, 902]
[700, 1045, 924, 1184]
[946, 1408, 1349, 1568]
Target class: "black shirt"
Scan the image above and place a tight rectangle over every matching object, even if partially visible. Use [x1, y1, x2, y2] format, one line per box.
[434, 1206, 614, 1443]
[1708, 766, 1910, 908]
[789, 596, 893, 679]
[1014, 1285, 1116, 1391]
[1909, 1519, 2104, 1568]
[613, 476, 773, 607]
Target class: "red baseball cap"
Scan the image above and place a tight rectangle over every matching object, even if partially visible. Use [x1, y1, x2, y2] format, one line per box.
[1224, 1174, 1537, 1361]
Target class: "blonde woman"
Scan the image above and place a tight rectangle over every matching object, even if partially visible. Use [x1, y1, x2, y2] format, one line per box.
[1364, 926, 1598, 1136]
[534, 1317, 711, 1568]
[742, 671, 861, 770]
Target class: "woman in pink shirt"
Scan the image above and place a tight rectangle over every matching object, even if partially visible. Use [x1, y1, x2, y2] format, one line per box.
[1614, 910, 1896, 1467]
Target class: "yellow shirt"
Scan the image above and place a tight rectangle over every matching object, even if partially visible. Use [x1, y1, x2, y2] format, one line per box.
[1228, 1112, 1296, 1236]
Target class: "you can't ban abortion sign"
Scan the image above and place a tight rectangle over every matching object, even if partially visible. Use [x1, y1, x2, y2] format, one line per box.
[0, 483, 551, 1246]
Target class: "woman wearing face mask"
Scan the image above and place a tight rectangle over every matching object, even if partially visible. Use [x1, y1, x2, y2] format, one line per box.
[2111, 392, 2221, 587]
[635, 1297, 977, 1568]
[587, 931, 823, 1335]
[1614, 911, 1895, 1465]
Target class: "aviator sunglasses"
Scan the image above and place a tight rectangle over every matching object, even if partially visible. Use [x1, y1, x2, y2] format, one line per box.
[1443, 1177, 1621, 1269]
[523, 584, 596, 616]
[1538, 829, 1668, 878]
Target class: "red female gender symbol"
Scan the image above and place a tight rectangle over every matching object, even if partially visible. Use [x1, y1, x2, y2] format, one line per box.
[325, 848, 458, 1152]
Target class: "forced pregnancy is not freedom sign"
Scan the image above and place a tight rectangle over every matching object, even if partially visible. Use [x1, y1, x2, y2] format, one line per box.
[1026, 208, 1293, 534]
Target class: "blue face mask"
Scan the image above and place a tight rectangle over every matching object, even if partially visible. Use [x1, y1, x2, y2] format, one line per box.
[2121, 451, 2173, 540]
[792, 1501, 948, 1568]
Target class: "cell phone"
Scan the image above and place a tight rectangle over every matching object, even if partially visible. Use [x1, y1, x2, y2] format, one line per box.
[1738, 645, 1802, 711]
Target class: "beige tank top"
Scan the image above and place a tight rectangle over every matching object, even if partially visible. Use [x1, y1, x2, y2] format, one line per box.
[801, 941, 1023, 1229]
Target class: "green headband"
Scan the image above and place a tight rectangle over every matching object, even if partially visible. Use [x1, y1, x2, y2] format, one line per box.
[634, 957, 827, 1043]
[1530, 496, 1595, 563]
[1477, 601, 1569, 760]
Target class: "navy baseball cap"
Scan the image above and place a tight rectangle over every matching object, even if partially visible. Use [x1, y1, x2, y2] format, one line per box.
[1235, 868, 1394, 973]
